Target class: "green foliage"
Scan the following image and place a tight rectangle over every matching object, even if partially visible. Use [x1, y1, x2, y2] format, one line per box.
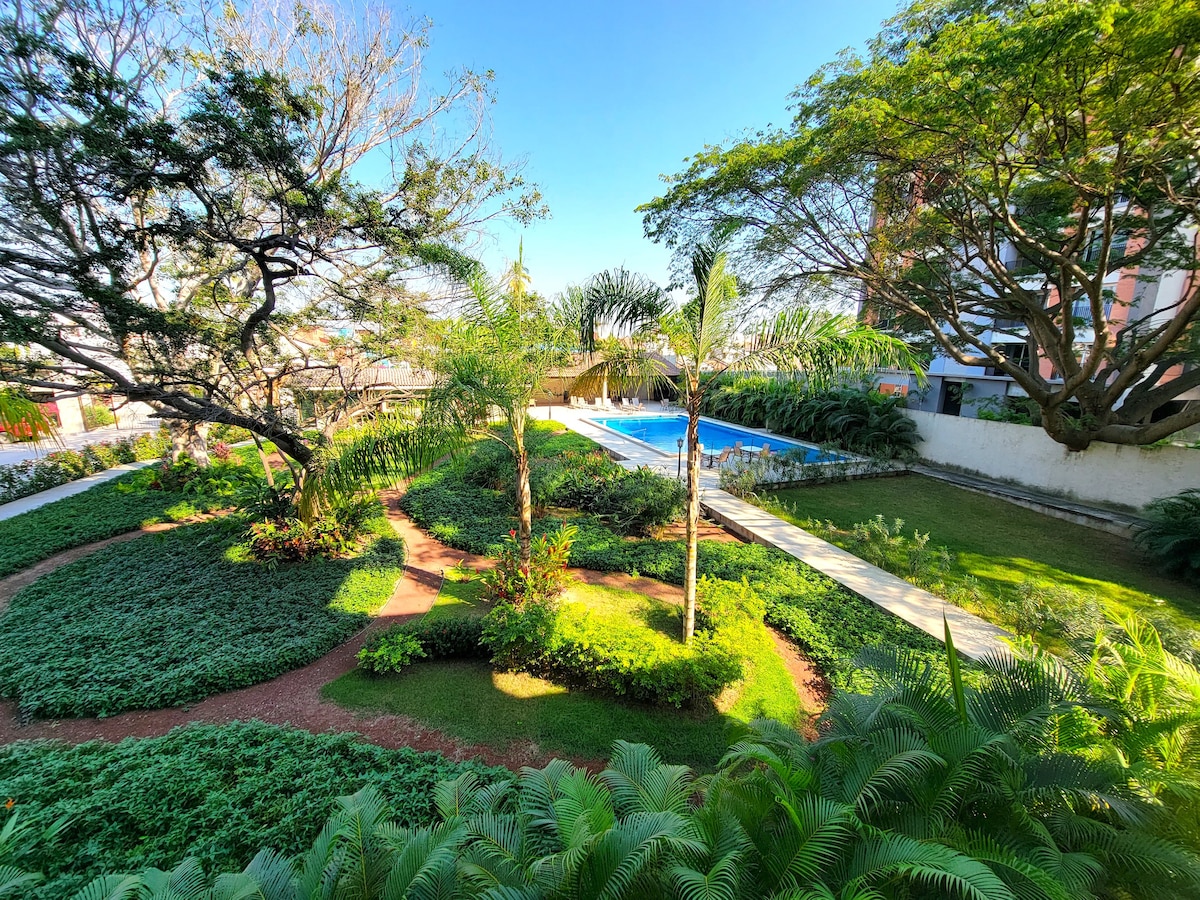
[481, 523, 578, 605]
[701, 378, 920, 459]
[356, 629, 426, 674]
[0, 447, 264, 579]
[0, 429, 171, 505]
[64, 642, 1200, 900]
[358, 617, 489, 676]
[80, 404, 115, 429]
[244, 497, 384, 566]
[403, 446, 941, 690]
[0, 514, 405, 718]
[1138, 489, 1200, 583]
[0, 722, 503, 899]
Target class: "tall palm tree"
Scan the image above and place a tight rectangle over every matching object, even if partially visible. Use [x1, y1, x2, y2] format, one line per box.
[577, 240, 920, 642]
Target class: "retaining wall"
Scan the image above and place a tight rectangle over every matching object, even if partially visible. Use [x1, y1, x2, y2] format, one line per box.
[904, 409, 1199, 511]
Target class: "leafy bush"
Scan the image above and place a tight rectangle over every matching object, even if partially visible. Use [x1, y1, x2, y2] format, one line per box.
[358, 617, 488, 675]
[1137, 488, 1200, 583]
[701, 378, 921, 459]
[0, 514, 405, 718]
[481, 523, 578, 605]
[0, 722, 503, 899]
[0, 428, 170, 505]
[481, 594, 743, 707]
[357, 629, 426, 674]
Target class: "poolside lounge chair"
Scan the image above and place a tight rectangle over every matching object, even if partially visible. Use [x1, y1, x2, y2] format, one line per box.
[629, 397, 645, 411]
[759, 443, 771, 457]
[732, 440, 744, 460]
[706, 446, 732, 468]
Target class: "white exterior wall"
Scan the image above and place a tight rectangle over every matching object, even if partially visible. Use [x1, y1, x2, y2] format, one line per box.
[904, 409, 1200, 510]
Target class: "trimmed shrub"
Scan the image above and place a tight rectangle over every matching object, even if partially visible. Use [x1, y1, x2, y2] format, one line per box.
[358, 618, 487, 675]
[481, 597, 743, 707]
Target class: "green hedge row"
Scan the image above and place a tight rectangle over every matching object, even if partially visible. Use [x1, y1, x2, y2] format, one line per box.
[0, 722, 504, 899]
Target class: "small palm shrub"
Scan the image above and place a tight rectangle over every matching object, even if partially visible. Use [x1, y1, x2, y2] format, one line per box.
[1137, 488, 1200, 583]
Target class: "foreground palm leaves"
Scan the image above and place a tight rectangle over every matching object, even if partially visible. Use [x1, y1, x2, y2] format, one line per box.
[16, 629, 1200, 900]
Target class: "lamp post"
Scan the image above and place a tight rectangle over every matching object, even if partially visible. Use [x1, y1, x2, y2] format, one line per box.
[676, 436, 684, 481]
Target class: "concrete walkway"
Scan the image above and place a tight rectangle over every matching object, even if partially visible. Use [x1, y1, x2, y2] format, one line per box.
[550, 405, 1012, 661]
[0, 459, 159, 521]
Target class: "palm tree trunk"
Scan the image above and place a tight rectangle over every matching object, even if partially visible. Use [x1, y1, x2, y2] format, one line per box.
[514, 424, 533, 565]
[683, 394, 701, 644]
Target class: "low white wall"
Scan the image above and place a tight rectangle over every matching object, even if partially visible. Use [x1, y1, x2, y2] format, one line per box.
[904, 409, 1200, 510]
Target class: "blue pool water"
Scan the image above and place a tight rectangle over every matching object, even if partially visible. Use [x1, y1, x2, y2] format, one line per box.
[593, 415, 846, 462]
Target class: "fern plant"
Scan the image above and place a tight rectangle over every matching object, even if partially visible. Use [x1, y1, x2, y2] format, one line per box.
[1136, 489, 1200, 583]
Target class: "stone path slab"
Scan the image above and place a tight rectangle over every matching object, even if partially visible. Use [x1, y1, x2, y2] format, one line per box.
[549, 404, 1012, 661]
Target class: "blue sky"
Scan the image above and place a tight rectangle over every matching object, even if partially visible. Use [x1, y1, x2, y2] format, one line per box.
[415, 0, 900, 297]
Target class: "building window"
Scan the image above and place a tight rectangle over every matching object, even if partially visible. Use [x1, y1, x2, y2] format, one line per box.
[1070, 298, 1115, 322]
[1083, 229, 1129, 265]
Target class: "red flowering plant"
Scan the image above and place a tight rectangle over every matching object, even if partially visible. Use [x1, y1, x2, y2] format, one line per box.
[481, 523, 578, 606]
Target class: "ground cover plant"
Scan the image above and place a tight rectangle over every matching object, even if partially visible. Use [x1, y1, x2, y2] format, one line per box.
[0, 508, 405, 718]
[0, 446, 267, 579]
[400, 425, 942, 690]
[763, 475, 1200, 650]
[0, 428, 171, 505]
[335, 569, 801, 769]
[0, 721, 503, 900]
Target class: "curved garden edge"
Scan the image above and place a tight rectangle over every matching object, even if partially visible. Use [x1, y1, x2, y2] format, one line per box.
[0, 486, 826, 769]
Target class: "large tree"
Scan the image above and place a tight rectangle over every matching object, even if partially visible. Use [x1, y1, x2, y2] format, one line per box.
[0, 0, 542, 484]
[579, 242, 916, 643]
[640, 0, 1200, 450]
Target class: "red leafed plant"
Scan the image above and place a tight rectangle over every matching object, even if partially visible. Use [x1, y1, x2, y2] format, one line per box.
[481, 523, 578, 606]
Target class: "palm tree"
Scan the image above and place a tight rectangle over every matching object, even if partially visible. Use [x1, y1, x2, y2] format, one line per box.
[577, 240, 920, 642]
[0, 388, 54, 442]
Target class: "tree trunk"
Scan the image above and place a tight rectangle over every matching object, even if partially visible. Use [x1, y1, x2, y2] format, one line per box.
[514, 425, 533, 566]
[169, 421, 210, 466]
[683, 395, 701, 644]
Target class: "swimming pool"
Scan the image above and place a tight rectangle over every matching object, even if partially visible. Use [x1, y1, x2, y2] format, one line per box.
[592, 415, 847, 463]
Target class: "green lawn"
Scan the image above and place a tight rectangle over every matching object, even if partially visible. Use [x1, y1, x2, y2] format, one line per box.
[765, 475, 1200, 635]
[0, 513, 405, 719]
[0, 445, 269, 578]
[324, 573, 802, 770]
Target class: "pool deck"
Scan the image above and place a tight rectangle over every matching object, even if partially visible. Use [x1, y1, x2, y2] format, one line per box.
[552, 404, 1012, 662]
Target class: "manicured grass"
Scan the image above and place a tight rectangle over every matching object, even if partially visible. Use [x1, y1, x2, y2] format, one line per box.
[0, 722, 503, 900]
[0, 446, 268, 578]
[765, 475, 1200, 632]
[325, 662, 739, 770]
[326, 574, 801, 770]
[0, 514, 405, 719]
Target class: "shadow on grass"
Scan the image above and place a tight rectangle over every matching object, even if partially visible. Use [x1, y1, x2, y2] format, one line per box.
[323, 662, 749, 771]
